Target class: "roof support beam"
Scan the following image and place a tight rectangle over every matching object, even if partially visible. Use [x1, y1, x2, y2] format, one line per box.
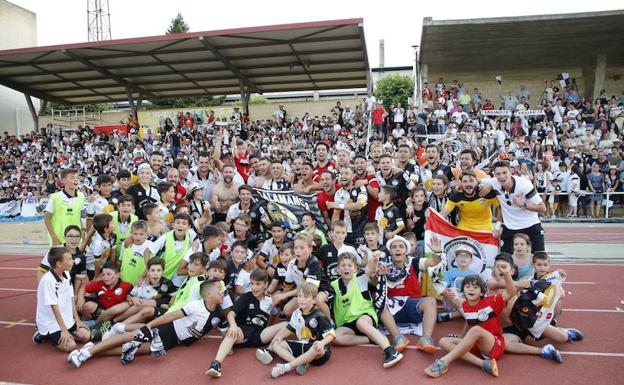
[198, 36, 260, 93]
[126, 88, 138, 121]
[0, 76, 69, 105]
[24, 93, 38, 133]
[62, 49, 159, 100]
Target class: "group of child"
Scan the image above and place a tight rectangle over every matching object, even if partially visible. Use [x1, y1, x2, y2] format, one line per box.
[35, 182, 585, 379]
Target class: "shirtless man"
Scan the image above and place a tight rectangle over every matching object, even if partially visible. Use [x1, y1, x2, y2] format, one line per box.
[211, 164, 241, 224]
[252, 157, 271, 188]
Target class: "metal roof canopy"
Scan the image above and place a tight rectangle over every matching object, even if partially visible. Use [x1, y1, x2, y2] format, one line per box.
[420, 10, 624, 72]
[0, 18, 370, 106]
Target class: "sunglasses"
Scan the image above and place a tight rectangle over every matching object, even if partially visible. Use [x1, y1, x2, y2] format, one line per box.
[504, 192, 512, 206]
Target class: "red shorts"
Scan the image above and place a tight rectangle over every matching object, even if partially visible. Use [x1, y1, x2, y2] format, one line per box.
[470, 334, 504, 360]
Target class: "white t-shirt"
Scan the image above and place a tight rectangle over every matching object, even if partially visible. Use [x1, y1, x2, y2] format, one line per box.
[86, 194, 112, 216]
[481, 176, 542, 230]
[85, 232, 114, 270]
[235, 268, 252, 293]
[36, 271, 75, 334]
[173, 300, 228, 342]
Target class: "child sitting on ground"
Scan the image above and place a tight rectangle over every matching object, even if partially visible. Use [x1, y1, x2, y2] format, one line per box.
[79, 261, 133, 340]
[67, 279, 228, 368]
[260, 282, 336, 378]
[34, 246, 91, 350]
[424, 262, 516, 378]
[331, 252, 404, 369]
[103, 258, 177, 338]
[206, 269, 287, 378]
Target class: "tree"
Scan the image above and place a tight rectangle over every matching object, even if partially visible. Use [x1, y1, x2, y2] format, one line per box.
[167, 13, 189, 34]
[375, 74, 414, 109]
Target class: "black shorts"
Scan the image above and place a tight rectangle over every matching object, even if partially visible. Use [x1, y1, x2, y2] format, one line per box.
[85, 297, 104, 318]
[558, 194, 569, 204]
[502, 325, 529, 341]
[342, 314, 377, 337]
[156, 323, 179, 351]
[48, 324, 78, 346]
[285, 340, 331, 366]
[503, 324, 545, 342]
[237, 325, 265, 348]
[501, 223, 545, 254]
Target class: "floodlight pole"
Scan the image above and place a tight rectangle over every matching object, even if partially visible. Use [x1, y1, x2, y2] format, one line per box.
[412, 45, 421, 111]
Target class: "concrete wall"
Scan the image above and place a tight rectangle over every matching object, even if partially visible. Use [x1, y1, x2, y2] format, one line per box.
[38, 97, 364, 130]
[0, 0, 38, 136]
[425, 64, 624, 106]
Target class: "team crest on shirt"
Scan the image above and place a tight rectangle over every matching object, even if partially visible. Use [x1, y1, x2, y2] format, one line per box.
[392, 179, 399, 186]
[477, 309, 490, 322]
[138, 191, 142, 196]
[114, 287, 122, 296]
[74, 257, 81, 265]
[211, 317, 221, 327]
[160, 284, 169, 292]
[479, 198, 486, 205]
[309, 318, 318, 328]
[437, 170, 443, 175]
[387, 211, 394, 218]
[112, 197, 119, 204]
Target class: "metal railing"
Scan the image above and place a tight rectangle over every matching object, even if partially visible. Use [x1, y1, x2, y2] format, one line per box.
[537, 191, 624, 219]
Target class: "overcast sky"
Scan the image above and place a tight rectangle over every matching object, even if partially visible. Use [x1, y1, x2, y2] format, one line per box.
[8, 0, 624, 67]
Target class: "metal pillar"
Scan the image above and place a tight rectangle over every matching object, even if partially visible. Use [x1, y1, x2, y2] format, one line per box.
[126, 88, 137, 120]
[24, 93, 38, 133]
[239, 79, 251, 115]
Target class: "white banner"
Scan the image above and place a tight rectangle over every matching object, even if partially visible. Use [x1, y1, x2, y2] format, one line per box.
[516, 110, 545, 117]
[481, 110, 512, 116]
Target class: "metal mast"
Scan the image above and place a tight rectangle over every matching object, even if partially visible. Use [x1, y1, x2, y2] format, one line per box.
[87, 0, 111, 41]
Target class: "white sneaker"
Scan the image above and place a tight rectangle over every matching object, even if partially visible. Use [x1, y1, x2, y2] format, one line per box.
[256, 348, 273, 365]
[103, 323, 125, 340]
[271, 363, 289, 379]
[69, 350, 89, 368]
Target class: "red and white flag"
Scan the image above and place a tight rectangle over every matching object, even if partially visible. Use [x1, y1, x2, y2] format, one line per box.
[424, 210, 500, 273]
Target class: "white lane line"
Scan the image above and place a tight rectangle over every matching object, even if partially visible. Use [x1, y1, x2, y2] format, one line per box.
[565, 309, 623, 313]
[564, 282, 595, 285]
[0, 287, 36, 292]
[561, 351, 624, 358]
[0, 267, 36, 271]
[552, 263, 624, 266]
[0, 321, 35, 327]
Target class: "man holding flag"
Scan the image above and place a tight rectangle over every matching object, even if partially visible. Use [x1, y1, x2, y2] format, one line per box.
[436, 170, 500, 232]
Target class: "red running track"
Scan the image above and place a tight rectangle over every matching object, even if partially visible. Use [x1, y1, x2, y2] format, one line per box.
[0, 254, 623, 385]
[545, 226, 624, 243]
